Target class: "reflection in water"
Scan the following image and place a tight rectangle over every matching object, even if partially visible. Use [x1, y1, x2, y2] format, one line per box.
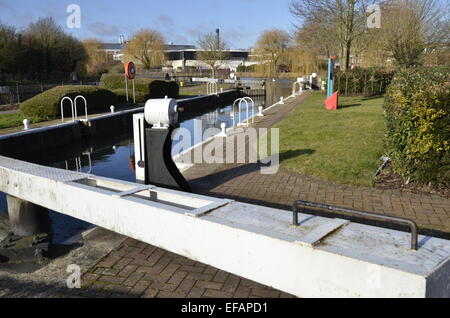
[0, 80, 294, 243]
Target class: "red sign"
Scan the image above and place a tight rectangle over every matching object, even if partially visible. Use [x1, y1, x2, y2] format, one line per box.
[125, 61, 136, 80]
[325, 92, 339, 111]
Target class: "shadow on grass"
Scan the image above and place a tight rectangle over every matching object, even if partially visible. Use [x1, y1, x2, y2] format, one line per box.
[362, 95, 385, 101]
[280, 149, 315, 162]
[338, 103, 362, 109]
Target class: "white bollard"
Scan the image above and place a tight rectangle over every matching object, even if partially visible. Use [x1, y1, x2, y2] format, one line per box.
[165, 95, 168, 99]
[219, 122, 227, 137]
[220, 88, 223, 93]
[280, 97, 285, 104]
[258, 106, 264, 117]
[110, 105, 115, 113]
[23, 119, 30, 130]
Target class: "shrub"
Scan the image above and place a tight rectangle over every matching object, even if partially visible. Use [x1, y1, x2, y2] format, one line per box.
[20, 85, 117, 120]
[148, 80, 179, 98]
[383, 66, 450, 185]
[99, 74, 179, 99]
[335, 68, 394, 96]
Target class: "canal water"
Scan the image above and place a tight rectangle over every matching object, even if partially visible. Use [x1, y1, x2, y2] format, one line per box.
[0, 79, 294, 244]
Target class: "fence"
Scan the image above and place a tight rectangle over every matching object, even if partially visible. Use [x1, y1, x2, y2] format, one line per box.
[0, 81, 99, 106]
[335, 70, 394, 96]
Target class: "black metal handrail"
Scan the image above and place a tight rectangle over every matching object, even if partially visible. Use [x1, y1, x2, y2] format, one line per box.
[293, 200, 418, 250]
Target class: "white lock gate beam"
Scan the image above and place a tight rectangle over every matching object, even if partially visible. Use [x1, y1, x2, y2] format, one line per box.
[0, 155, 449, 298]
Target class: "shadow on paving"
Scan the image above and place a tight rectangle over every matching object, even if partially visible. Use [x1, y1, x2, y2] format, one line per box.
[188, 149, 315, 191]
[0, 275, 140, 298]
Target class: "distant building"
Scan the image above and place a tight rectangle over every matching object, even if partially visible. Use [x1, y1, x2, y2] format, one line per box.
[165, 47, 251, 72]
[100, 43, 124, 61]
[100, 43, 253, 72]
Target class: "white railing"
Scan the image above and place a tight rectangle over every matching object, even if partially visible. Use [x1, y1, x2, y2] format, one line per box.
[206, 81, 218, 95]
[60, 95, 88, 122]
[74, 95, 88, 121]
[60, 97, 75, 122]
[232, 97, 255, 127]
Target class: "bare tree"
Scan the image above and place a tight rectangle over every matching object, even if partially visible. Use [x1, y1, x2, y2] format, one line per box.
[381, 0, 449, 68]
[290, 0, 370, 71]
[82, 38, 109, 74]
[197, 32, 229, 78]
[295, 18, 340, 59]
[125, 29, 166, 70]
[255, 29, 290, 75]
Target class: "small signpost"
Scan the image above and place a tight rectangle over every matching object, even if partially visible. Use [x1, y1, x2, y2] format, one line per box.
[325, 57, 338, 110]
[125, 61, 137, 104]
[327, 57, 335, 98]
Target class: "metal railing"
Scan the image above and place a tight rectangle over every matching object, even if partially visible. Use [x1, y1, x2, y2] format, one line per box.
[292, 200, 418, 250]
[60, 95, 88, 122]
[232, 97, 255, 127]
[74, 95, 88, 121]
[60, 97, 75, 122]
[206, 82, 219, 95]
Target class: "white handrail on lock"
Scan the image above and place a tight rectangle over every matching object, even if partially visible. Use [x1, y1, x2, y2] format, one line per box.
[74, 95, 88, 121]
[293, 82, 302, 96]
[240, 97, 255, 125]
[60, 97, 75, 122]
[232, 97, 256, 127]
[207, 81, 218, 95]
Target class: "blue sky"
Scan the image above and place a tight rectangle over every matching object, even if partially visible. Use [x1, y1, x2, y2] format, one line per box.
[0, 0, 296, 49]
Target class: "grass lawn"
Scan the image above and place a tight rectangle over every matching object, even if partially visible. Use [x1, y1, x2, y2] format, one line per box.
[0, 112, 45, 131]
[273, 92, 386, 187]
[0, 113, 26, 130]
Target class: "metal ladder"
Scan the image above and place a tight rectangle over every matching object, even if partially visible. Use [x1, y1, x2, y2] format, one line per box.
[60, 95, 88, 122]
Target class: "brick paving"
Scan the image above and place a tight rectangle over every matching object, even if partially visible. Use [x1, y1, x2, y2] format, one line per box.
[76, 238, 294, 298]
[79, 92, 450, 298]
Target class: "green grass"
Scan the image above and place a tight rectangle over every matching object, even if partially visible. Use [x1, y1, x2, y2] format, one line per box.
[0, 113, 44, 130]
[271, 92, 386, 187]
[0, 113, 26, 129]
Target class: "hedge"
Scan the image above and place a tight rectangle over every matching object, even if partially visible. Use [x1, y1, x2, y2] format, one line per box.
[335, 68, 394, 96]
[383, 66, 450, 185]
[100, 74, 179, 99]
[148, 80, 179, 98]
[20, 85, 118, 120]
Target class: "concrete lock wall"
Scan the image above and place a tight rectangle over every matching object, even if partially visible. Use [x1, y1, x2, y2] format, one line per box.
[0, 122, 82, 158]
[0, 90, 241, 159]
